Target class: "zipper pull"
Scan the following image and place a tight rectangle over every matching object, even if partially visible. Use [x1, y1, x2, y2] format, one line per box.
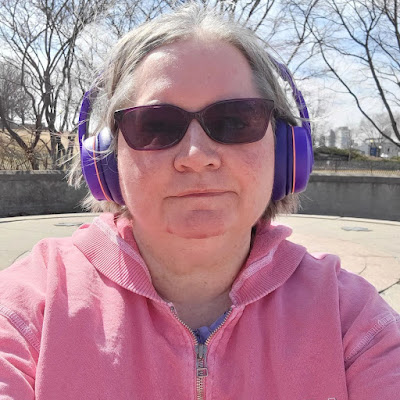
[195, 344, 208, 377]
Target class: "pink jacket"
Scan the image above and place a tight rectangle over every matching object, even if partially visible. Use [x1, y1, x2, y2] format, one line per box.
[0, 213, 399, 399]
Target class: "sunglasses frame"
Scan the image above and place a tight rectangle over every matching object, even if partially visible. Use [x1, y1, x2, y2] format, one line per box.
[114, 98, 275, 151]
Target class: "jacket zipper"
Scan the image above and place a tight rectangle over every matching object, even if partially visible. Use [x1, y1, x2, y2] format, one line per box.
[169, 305, 233, 400]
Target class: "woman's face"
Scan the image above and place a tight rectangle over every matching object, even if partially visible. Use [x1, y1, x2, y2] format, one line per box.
[117, 38, 275, 240]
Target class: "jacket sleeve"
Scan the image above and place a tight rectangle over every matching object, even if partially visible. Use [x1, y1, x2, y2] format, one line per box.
[0, 241, 49, 399]
[0, 312, 36, 399]
[339, 268, 400, 399]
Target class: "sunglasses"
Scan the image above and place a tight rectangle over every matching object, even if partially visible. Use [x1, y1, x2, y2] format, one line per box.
[114, 98, 274, 151]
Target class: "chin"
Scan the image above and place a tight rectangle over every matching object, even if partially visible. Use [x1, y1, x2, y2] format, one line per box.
[168, 228, 226, 240]
[166, 210, 231, 239]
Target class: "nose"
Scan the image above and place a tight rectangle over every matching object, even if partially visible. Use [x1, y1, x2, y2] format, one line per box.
[173, 119, 222, 172]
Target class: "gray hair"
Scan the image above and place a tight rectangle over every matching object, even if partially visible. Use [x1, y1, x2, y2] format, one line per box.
[69, 2, 300, 220]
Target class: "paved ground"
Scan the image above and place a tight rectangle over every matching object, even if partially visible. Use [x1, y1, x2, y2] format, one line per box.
[0, 213, 399, 312]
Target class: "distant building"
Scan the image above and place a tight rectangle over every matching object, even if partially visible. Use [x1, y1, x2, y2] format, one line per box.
[355, 142, 370, 155]
[379, 139, 400, 158]
[337, 126, 351, 149]
[328, 129, 336, 147]
[356, 138, 400, 158]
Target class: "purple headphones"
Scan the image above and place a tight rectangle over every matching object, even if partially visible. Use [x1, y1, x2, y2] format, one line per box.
[78, 60, 313, 204]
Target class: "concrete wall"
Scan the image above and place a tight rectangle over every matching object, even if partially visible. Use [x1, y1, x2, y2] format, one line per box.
[0, 171, 399, 221]
[0, 171, 87, 217]
[300, 175, 400, 221]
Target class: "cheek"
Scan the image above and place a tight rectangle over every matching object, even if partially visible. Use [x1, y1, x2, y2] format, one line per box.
[242, 147, 273, 176]
[241, 133, 274, 185]
[118, 135, 164, 181]
[117, 146, 140, 189]
[117, 139, 173, 214]
[237, 134, 275, 210]
[117, 144, 154, 200]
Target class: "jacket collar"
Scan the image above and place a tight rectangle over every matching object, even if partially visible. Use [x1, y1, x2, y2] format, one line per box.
[72, 213, 307, 307]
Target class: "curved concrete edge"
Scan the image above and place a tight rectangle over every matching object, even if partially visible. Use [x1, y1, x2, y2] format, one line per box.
[0, 213, 100, 224]
[286, 214, 400, 226]
[1, 212, 399, 226]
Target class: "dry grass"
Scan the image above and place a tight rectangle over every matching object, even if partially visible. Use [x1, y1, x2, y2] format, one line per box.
[0, 129, 77, 170]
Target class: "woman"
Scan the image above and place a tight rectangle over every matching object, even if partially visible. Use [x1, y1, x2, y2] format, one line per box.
[0, 4, 399, 399]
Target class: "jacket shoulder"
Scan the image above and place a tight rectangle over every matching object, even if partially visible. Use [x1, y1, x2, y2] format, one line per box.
[298, 248, 400, 395]
[0, 236, 83, 348]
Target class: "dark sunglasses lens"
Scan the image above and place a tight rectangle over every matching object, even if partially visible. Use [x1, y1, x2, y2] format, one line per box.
[203, 99, 274, 143]
[119, 106, 187, 150]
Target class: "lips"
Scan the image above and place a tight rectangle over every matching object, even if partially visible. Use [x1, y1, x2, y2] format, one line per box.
[179, 192, 226, 198]
[175, 190, 229, 198]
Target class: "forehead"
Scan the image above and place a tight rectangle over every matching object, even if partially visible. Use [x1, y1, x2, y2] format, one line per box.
[131, 38, 260, 109]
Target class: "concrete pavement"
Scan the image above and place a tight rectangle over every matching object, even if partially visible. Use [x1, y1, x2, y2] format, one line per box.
[0, 213, 399, 312]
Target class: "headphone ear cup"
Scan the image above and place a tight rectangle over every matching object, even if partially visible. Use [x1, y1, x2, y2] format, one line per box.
[272, 120, 313, 201]
[291, 125, 313, 194]
[81, 128, 125, 205]
[272, 119, 293, 201]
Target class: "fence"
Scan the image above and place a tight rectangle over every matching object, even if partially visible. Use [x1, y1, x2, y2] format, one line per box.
[313, 160, 400, 176]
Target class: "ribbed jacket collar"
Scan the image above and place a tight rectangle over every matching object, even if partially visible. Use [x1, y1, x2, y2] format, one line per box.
[72, 213, 307, 307]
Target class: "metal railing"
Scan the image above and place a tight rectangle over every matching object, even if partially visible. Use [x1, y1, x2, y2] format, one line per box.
[312, 160, 400, 176]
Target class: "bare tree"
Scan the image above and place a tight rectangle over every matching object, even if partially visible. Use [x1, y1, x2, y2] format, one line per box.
[296, 0, 400, 148]
[0, 62, 30, 129]
[0, 62, 40, 168]
[359, 112, 400, 146]
[106, 0, 169, 37]
[108, 0, 321, 67]
[0, 0, 113, 169]
[0, 0, 329, 171]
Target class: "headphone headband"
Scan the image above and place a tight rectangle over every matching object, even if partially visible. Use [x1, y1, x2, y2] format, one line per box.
[270, 59, 311, 134]
[78, 88, 97, 152]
